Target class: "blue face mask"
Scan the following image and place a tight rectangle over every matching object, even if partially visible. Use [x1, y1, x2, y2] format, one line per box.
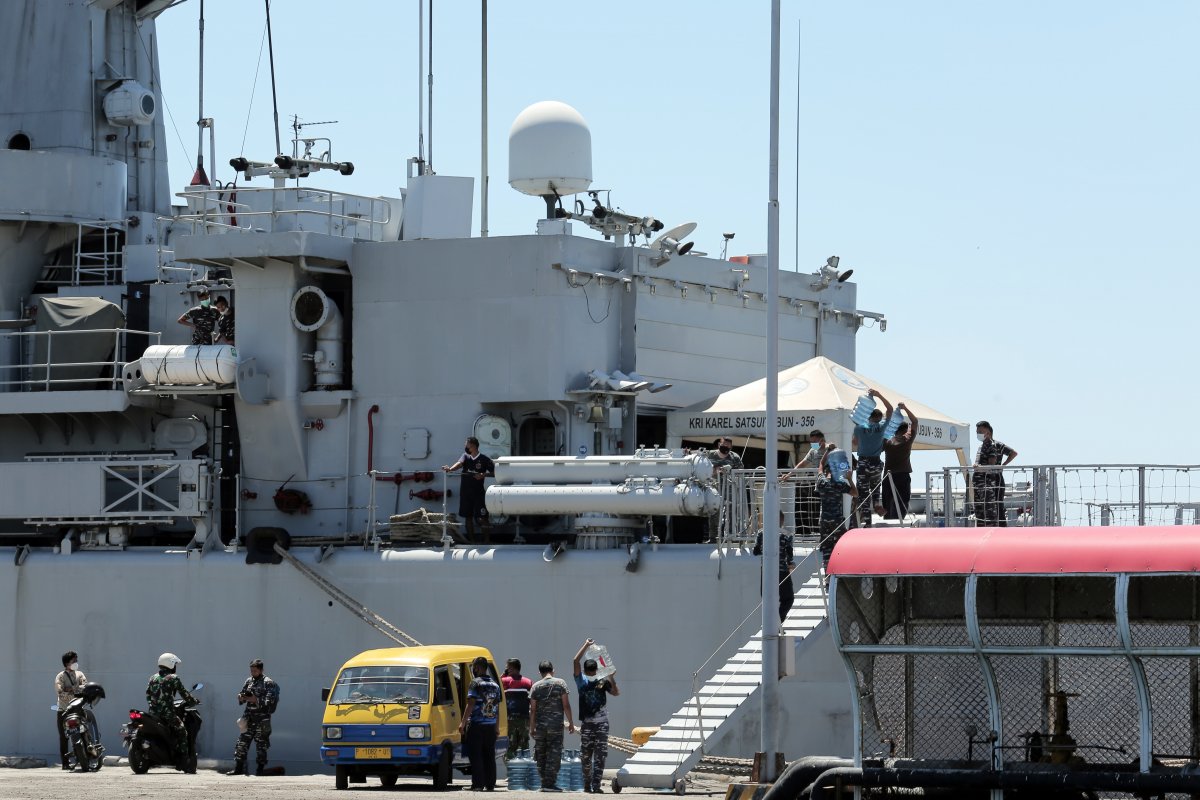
[200, 299, 211, 308]
[810, 442, 820, 450]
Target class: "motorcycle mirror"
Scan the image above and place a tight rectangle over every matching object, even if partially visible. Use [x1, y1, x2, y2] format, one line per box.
[50, 704, 59, 712]
[192, 682, 204, 691]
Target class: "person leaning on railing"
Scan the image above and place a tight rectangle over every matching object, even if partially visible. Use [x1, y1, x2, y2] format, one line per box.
[972, 420, 1018, 527]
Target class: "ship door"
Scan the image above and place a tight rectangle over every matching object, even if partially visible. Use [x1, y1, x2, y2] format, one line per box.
[518, 415, 557, 456]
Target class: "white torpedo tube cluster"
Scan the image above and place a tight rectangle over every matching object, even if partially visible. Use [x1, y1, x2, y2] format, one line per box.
[485, 449, 719, 553]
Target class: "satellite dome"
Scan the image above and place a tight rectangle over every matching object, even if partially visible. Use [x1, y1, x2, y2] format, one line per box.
[508, 101, 592, 198]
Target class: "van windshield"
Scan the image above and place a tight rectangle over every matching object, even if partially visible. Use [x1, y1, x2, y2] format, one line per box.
[330, 666, 431, 704]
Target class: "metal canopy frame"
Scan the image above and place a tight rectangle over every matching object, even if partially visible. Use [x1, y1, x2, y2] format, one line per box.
[829, 567, 1199, 774]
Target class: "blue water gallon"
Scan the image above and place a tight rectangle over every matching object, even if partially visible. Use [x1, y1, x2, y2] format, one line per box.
[826, 449, 851, 482]
[850, 393, 876, 427]
[560, 750, 583, 791]
[883, 409, 904, 439]
[527, 749, 541, 790]
[506, 752, 529, 791]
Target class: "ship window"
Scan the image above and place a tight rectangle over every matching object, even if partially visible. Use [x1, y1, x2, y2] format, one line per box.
[7, 133, 30, 150]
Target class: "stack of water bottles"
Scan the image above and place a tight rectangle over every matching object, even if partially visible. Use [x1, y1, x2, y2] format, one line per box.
[506, 749, 539, 791]
[558, 750, 584, 791]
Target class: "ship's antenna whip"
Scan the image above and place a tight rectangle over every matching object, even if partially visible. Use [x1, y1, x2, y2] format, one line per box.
[417, 0, 425, 173]
[264, 0, 283, 157]
[480, 0, 488, 237]
[193, 0, 208, 185]
[427, 0, 434, 174]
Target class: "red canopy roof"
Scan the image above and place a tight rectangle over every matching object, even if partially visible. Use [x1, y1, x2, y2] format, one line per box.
[826, 526, 1200, 576]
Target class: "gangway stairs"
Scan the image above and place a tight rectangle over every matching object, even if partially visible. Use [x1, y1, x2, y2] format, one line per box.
[614, 565, 828, 793]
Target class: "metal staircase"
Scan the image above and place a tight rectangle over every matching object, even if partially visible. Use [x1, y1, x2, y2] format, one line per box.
[614, 562, 828, 793]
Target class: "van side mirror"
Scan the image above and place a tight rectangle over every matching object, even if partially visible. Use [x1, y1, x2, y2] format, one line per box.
[321, 688, 330, 702]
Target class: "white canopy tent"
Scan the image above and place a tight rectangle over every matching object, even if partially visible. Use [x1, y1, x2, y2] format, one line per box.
[665, 356, 970, 465]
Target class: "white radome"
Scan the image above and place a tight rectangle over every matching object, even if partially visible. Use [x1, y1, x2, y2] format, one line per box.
[508, 100, 592, 197]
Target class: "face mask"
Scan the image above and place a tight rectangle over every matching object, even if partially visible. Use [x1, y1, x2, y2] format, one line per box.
[718, 446, 730, 454]
[976, 432, 986, 442]
[810, 442, 820, 451]
[464, 446, 471, 454]
[200, 299, 211, 308]
[69, 662, 79, 671]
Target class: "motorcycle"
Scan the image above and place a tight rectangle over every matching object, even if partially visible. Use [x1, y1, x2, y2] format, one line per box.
[121, 683, 204, 774]
[55, 683, 106, 772]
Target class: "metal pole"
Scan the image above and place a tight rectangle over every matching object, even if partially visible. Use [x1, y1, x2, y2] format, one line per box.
[264, 0, 282, 156]
[760, 0, 783, 781]
[196, 0, 206, 178]
[417, 0, 425, 170]
[793, 16, 800, 272]
[427, 0, 434, 173]
[480, 0, 489, 237]
[1137, 466, 1146, 526]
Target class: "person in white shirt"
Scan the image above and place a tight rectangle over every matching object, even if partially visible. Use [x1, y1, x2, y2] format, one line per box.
[54, 650, 88, 770]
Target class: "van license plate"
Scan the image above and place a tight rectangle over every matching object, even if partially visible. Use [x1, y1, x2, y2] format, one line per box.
[355, 747, 391, 759]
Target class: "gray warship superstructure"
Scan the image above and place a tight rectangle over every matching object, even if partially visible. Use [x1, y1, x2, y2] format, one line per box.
[0, 0, 868, 770]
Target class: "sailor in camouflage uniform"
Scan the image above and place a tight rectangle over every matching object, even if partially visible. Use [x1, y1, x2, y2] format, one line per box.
[816, 449, 858, 565]
[176, 289, 220, 345]
[972, 421, 1018, 526]
[228, 658, 279, 776]
[530, 660, 575, 791]
[573, 640, 620, 793]
[147, 652, 197, 771]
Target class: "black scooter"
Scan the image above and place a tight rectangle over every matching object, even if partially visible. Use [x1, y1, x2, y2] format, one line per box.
[57, 683, 106, 772]
[121, 683, 204, 774]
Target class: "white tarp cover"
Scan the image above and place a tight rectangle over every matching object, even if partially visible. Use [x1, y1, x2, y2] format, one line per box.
[666, 356, 968, 452]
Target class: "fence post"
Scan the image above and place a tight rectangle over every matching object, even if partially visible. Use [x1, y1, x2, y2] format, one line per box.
[1137, 466, 1146, 526]
[942, 467, 955, 527]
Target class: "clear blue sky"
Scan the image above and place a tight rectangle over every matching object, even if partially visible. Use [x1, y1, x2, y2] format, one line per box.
[154, 2, 1199, 468]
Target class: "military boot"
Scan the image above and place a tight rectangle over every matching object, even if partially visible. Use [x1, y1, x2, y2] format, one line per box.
[225, 758, 245, 776]
[256, 763, 267, 776]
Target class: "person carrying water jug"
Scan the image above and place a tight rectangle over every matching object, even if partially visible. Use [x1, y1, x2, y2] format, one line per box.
[852, 389, 893, 527]
[573, 640, 619, 794]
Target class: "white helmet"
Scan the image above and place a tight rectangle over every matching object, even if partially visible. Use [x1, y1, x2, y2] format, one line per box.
[158, 652, 181, 671]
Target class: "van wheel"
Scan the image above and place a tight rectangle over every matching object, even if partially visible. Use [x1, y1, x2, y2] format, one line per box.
[380, 774, 398, 788]
[432, 745, 453, 790]
[335, 765, 349, 790]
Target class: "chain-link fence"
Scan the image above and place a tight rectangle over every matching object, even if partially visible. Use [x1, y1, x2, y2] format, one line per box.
[925, 464, 1200, 528]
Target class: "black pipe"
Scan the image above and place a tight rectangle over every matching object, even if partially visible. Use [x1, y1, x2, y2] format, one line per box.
[807, 765, 1200, 800]
[761, 756, 853, 800]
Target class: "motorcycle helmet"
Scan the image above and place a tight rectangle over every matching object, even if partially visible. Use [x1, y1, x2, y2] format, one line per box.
[79, 683, 105, 705]
[158, 652, 181, 672]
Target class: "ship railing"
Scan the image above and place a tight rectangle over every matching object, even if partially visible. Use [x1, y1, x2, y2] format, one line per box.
[0, 328, 160, 392]
[30, 220, 127, 288]
[722, 467, 878, 546]
[925, 463, 1200, 527]
[173, 186, 394, 241]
